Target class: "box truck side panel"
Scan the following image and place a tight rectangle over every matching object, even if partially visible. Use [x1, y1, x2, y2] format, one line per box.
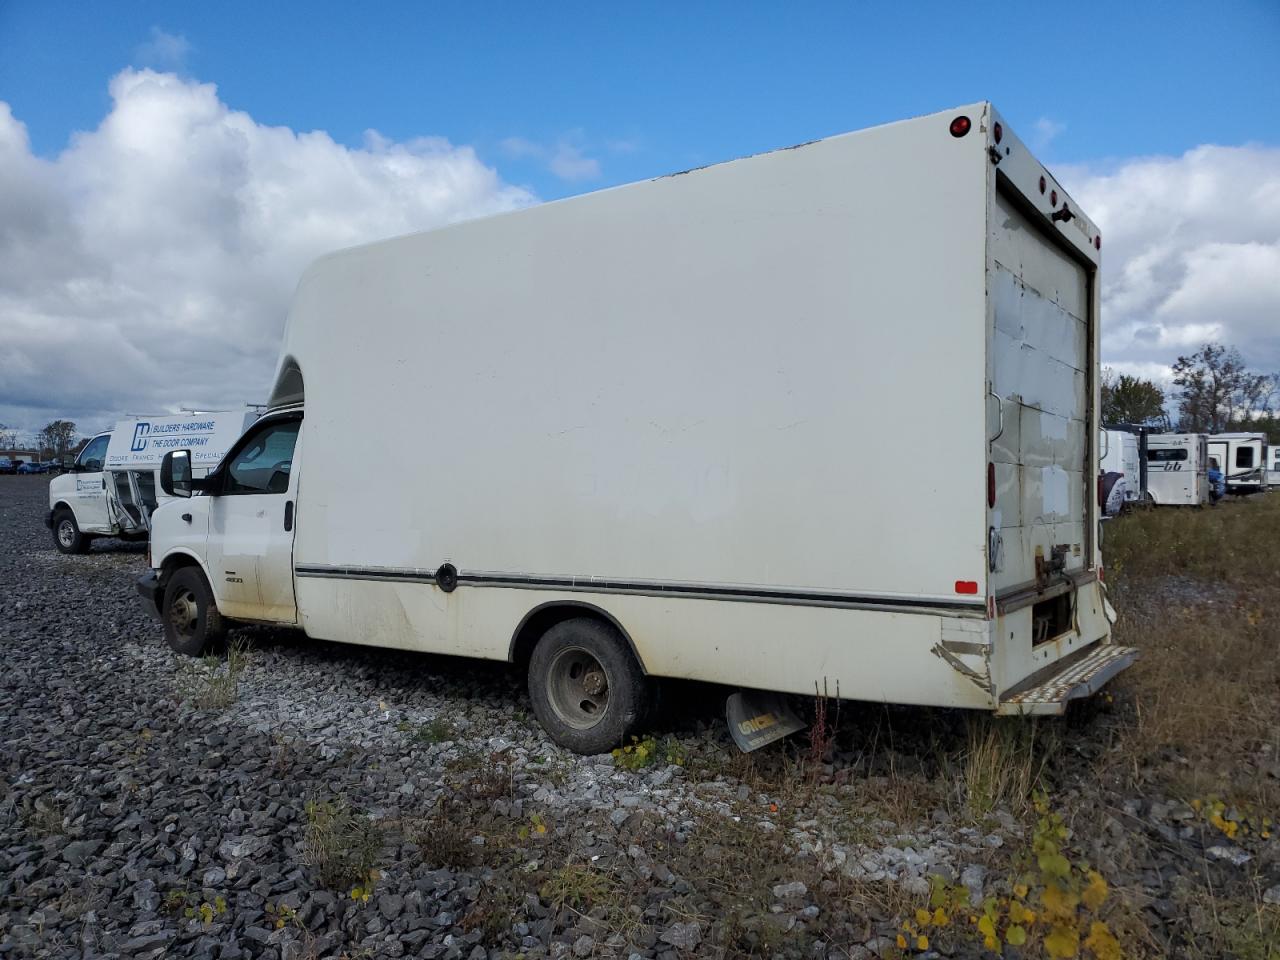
[291, 579, 997, 708]
[287, 109, 990, 600]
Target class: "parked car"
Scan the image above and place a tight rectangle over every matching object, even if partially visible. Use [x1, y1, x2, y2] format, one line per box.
[0, 458, 16, 475]
[17, 462, 41, 474]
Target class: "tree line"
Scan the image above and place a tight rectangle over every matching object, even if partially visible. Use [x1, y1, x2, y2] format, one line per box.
[0, 420, 85, 461]
[1102, 342, 1280, 443]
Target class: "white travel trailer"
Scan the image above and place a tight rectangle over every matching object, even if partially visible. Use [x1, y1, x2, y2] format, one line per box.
[1145, 433, 1210, 506]
[47, 412, 257, 553]
[1207, 433, 1269, 495]
[1099, 429, 1141, 514]
[139, 103, 1133, 753]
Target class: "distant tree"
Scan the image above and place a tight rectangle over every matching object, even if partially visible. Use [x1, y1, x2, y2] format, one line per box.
[0, 422, 16, 450]
[1171, 344, 1271, 433]
[1100, 369, 1169, 428]
[38, 420, 79, 460]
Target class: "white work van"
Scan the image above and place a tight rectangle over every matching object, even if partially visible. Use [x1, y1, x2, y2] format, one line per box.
[139, 103, 1133, 753]
[48, 412, 256, 553]
[1207, 433, 1269, 495]
[1145, 434, 1210, 506]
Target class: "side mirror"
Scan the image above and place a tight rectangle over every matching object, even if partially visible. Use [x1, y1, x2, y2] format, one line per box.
[161, 450, 194, 498]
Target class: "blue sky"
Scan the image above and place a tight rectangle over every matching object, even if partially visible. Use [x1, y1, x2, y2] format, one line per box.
[3, 0, 1278, 199]
[1, 1, 1279, 433]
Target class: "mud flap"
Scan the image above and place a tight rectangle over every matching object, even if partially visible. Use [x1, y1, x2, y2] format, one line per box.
[725, 690, 807, 752]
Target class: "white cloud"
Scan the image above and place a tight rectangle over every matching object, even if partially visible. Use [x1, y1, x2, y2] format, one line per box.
[548, 142, 601, 181]
[1032, 117, 1065, 151]
[135, 27, 191, 70]
[0, 69, 534, 433]
[1060, 144, 1280, 380]
[500, 132, 602, 182]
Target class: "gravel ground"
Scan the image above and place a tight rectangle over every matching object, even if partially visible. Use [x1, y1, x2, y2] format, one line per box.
[1, 476, 1012, 959]
[5, 474, 1278, 959]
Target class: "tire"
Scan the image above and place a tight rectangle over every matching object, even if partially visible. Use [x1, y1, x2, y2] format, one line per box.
[528, 617, 648, 755]
[162, 566, 228, 657]
[52, 508, 89, 555]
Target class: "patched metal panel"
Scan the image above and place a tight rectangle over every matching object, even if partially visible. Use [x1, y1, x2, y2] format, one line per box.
[989, 189, 1090, 593]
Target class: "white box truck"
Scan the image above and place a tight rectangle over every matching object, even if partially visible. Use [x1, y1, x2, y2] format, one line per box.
[48, 412, 257, 553]
[1145, 433, 1210, 506]
[1268, 445, 1280, 488]
[1207, 432, 1269, 495]
[138, 103, 1133, 753]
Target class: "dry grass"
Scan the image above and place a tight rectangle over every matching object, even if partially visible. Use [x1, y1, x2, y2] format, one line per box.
[962, 715, 1056, 818]
[1104, 495, 1278, 585]
[302, 798, 386, 889]
[174, 637, 252, 710]
[407, 798, 477, 870]
[1104, 495, 1280, 808]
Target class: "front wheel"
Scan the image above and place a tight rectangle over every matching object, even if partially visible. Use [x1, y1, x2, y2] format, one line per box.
[162, 566, 228, 656]
[52, 508, 89, 554]
[528, 617, 648, 755]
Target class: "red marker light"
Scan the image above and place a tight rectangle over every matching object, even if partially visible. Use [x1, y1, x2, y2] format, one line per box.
[955, 580, 980, 595]
[987, 462, 996, 509]
[1095, 235, 1101, 250]
[1050, 189, 1058, 206]
[949, 115, 972, 138]
[993, 122, 1003, 144]
[1039, 176, 1046, 194]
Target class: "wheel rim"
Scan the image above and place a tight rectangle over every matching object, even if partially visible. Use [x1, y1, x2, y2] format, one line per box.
[168, 587, 200, 638]
[545, 646, 610, 730]
[57, 519, 75, 548]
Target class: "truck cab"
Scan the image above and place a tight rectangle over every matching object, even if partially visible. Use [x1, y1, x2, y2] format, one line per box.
[140, 408, 303, 648]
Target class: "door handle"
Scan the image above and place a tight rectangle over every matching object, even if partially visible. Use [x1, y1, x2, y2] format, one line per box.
[181, 513, 192, 523]
[284, 500, 294, 532]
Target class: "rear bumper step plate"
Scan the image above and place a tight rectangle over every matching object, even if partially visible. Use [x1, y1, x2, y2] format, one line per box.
[997, 644, 1137, 716]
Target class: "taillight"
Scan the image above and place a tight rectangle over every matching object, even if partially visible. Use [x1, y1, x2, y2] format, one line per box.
[950, 115, 972, 138]
[987, 462, 996, 509]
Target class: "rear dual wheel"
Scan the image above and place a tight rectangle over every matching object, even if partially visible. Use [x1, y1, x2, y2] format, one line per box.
[528, 617, 647, 755]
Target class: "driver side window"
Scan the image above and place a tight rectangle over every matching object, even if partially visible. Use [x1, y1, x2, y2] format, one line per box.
[224, 421, 300, 495]
[77, 435, 110, 472]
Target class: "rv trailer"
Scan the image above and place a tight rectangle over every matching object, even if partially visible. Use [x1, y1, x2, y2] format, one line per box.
[1145, 433, 1210, 506]
[1099, 428, 1142, 514]
[139, 103, 1134, 753]
[1207, 433, 1269, 495]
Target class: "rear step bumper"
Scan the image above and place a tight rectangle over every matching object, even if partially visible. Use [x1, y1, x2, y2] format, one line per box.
[996, 644, 1137, 716]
